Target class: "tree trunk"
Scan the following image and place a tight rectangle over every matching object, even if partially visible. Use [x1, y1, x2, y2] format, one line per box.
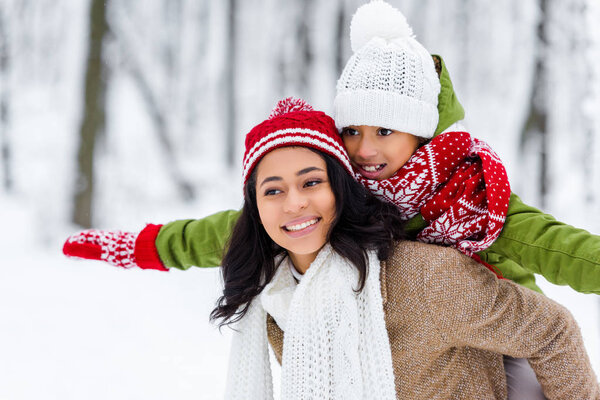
[335, 1, 346, 76]
[521, 0, 548, 208]
[224, 0, 237, 167]
[0, 8, 11, 192]
[72, 0, 109, 227]
[297, 0, 313, 94]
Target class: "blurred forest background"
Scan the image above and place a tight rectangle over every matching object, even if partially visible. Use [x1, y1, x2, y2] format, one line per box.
[1, 0, 599, 398]
[1, 0, 599, 230]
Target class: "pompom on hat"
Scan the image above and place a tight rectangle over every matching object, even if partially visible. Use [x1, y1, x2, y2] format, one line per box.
[242, 97, 354, 186]
[334, 0, 441, 138]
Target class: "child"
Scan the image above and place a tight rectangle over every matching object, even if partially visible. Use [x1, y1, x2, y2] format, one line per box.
[64, 1, 600, 298]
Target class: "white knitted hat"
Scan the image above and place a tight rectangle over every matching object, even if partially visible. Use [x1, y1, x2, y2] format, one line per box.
[334, 1, 440, 138]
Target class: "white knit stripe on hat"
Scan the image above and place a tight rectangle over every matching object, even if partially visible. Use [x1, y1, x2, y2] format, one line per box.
[242, 128, 354, 181]
[225, 245, 396, 400]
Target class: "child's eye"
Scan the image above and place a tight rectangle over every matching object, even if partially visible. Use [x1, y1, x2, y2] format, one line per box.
[341, 128, 359, 136]
[378, 128, 393, 136]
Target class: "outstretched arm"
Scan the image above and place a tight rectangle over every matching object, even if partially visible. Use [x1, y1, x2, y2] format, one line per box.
[154, 209, 240, 270]
[63, 209, 240, 270]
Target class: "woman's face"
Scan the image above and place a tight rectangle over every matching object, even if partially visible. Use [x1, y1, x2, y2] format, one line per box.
[255, 147, 336, 273]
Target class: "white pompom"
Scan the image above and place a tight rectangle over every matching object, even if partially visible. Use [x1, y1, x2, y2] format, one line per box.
[350, 1, 414, 52]
[269, 97, 313, 119]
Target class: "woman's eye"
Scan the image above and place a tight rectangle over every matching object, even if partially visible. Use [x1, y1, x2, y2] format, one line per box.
[378, 128, 393, 136]
[304, 179, 322, 188]
[264, 188, 282, 196]
[341, 128, 358, 136]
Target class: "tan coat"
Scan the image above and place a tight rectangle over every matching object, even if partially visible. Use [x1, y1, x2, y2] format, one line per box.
[267, 241, 599, 399]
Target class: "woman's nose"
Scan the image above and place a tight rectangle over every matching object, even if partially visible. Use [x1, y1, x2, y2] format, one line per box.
[283, 189, 308, 213]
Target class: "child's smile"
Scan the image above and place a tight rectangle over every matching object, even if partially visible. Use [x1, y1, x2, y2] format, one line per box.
[341, 125, 420, 180]
[356, 162, 388, 179]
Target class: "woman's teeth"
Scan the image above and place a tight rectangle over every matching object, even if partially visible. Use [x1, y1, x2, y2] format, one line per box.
[362, 164, 384, 172]
[285, 218, 319, 231]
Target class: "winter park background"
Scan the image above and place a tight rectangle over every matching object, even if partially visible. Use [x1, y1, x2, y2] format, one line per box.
[1, 0, 600, 398]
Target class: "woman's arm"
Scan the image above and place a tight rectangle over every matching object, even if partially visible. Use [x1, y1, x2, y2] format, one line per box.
[424, 246, 599, 399]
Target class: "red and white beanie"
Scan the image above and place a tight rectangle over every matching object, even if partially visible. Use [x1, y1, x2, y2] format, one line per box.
[242, 97, 354, 185]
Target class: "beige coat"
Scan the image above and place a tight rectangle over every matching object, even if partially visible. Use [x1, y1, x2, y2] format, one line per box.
[267, 241, 599, 399]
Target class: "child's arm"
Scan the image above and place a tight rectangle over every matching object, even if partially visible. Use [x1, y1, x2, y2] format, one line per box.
[154, 209, 240, 269]
[62, 209, 240, 270]
[479, 193, 600, 294]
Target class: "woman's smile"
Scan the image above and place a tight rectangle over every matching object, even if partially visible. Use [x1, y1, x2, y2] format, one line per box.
[282, 216, 322, 237]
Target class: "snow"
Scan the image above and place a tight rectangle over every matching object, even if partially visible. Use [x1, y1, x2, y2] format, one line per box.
[1, 0, 599, 398]
[0, 231, 229, 399]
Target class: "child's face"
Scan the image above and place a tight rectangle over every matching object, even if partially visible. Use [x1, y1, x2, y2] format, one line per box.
[341, 125, 419, 180]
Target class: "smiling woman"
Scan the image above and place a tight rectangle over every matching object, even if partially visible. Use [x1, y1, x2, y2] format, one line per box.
[255, 147, 336, 273]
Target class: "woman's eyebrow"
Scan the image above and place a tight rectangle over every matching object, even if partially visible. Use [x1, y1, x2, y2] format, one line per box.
[297, 166, 323, 176]
[260, 176, 282, 187]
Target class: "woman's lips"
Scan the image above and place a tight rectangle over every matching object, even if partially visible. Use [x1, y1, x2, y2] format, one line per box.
[282, 217, 321, 238]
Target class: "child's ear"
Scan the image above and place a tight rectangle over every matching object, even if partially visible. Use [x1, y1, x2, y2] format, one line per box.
[431, 55, 442, 78]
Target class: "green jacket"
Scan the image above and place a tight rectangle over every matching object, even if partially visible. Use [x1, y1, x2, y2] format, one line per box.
[155, 56, 600, 295]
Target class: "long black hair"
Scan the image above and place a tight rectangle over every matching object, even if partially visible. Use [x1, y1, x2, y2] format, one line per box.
[210, 148, 406, 327]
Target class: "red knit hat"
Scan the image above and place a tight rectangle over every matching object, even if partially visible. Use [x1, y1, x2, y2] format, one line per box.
[242, 97, 354, 185]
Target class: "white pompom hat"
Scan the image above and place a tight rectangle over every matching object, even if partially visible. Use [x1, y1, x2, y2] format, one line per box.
[334, 0, 440, 138]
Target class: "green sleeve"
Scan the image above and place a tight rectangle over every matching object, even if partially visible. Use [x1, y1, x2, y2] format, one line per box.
[155, 209, 241, 270]
[478, 193, 600, 294]
[404, 213, 427, 240]
[433, 55, 465, 136]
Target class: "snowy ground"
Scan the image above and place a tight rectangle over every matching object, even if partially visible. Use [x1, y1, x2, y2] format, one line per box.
[0, 192, 598, 399]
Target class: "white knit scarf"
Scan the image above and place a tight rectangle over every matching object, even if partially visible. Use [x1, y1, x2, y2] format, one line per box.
[224, 244, 396, 400]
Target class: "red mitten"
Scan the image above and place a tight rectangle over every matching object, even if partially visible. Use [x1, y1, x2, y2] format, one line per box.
[62, 224, 167, 271]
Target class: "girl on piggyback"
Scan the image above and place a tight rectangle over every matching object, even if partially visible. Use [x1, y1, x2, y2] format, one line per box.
[63, 2, 600, 399]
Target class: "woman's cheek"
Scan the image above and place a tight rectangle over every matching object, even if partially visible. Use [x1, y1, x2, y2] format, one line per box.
[258, 201, 280, 236]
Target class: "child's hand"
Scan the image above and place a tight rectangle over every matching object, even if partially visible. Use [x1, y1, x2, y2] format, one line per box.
[63, 229, 139, 268]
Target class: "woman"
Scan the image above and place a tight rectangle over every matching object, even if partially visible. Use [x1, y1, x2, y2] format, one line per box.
[212, 98, 599, 400]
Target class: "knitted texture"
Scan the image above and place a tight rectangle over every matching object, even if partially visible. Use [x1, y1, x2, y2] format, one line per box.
[225, 245, 396, 400]
[63, 227, 168, 271]
[267, 241, 600, 399]
[334, 1, 440, 137]
[133, 224, 168, 271]
[242, 97, 353, 185]
[357, 131, 510, 257]
[63, 229, 138, 268]
[224, 298, 274, 399]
